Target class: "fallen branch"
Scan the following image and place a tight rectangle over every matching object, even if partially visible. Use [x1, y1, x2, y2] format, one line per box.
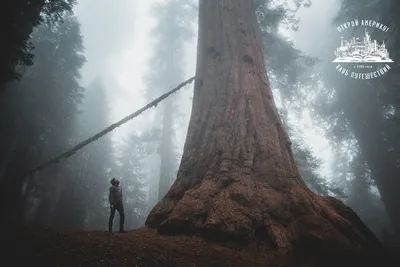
[22, 76, 196, 178]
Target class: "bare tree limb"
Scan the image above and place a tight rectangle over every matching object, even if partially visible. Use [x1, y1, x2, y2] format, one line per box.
[21, 76, 196, 179]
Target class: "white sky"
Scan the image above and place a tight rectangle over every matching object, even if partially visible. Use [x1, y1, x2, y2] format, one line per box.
[74, 0, 337, 179]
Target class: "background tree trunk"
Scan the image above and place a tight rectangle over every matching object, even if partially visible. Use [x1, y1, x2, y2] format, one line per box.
[335, 82, 400, 238]
[158, 97, 174, 200]
[146, 0, 383, 264]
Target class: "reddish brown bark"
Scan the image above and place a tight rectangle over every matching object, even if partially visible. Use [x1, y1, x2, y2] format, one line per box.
[146, 0, 383, 264]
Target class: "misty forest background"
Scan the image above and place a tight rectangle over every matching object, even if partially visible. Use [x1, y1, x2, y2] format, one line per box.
[1, 0, 399, 247]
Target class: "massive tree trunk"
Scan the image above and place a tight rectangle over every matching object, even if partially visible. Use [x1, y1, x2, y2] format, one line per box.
[146, 0, 383, 264]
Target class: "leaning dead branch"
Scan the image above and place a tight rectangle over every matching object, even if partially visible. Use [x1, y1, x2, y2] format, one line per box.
[22, 76, 196, 178]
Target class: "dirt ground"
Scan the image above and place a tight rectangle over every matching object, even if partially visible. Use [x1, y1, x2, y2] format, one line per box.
[2, 226, 278, 267]
[1, 226, 393, 267]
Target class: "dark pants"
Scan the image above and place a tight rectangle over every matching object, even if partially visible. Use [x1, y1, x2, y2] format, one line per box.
[108, 203, 125, 232]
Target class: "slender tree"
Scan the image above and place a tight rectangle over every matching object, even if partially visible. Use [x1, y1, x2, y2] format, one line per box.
[50, 78, 116, 229]
[146, 1, 382, 264]
[117, 135, 148, 229]
[145, 0, 194, 202]
[347, 154, 389, 237]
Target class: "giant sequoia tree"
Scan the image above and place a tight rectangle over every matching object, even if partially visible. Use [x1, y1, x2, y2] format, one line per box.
[146, 1, 383, 264]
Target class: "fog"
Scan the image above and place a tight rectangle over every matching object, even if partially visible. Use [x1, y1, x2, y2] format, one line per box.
[1, 0, 398, 251]
[75, 0, 336, 177]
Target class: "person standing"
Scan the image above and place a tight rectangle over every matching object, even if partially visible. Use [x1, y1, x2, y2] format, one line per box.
[108, 178, 126, 233]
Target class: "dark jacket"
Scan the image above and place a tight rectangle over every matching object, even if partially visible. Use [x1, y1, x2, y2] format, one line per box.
[109, 185, 123, 205]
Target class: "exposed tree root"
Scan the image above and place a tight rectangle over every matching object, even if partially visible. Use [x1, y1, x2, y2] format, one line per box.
[146, 170, 384, 266]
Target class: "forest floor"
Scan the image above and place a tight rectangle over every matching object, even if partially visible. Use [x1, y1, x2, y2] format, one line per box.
[2, 226, 395, 267]
[3, 226, 277, 267]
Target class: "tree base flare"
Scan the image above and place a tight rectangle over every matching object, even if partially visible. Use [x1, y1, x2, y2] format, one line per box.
[146, 173, 383, 265]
